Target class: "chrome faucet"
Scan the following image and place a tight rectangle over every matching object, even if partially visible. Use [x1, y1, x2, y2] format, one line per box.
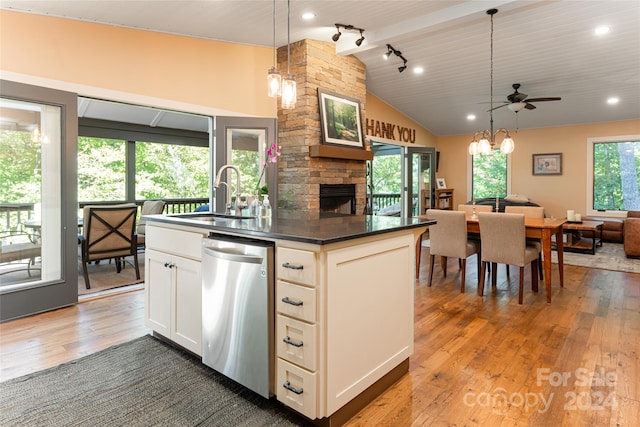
[214, 165, 244, 215]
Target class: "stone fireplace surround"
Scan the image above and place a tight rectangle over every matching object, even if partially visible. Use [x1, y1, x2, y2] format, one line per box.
[275, 39, 368, 214]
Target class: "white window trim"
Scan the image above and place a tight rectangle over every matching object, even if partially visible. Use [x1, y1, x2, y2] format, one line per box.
[586, 134, 639, 218]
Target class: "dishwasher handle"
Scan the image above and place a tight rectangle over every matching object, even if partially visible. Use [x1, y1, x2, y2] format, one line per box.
[203, 246, 264, 264]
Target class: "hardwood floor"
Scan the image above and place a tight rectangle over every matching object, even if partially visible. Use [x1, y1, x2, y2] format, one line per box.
[1, 256, 638, 426]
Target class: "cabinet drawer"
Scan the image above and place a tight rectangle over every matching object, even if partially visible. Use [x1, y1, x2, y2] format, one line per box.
[277, 248, 316, 286]
[146, 225, 204, 259]
[277, 358, 317, 420]
[276, 280, 317, 323]
[276, 314, 317, 371]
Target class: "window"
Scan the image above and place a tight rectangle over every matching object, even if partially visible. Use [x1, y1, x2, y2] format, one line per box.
[471, 152, 508, 199]
[587, 135, 640, 215]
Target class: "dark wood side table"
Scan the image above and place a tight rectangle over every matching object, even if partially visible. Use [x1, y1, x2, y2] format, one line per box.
[561, 220, 604, 254]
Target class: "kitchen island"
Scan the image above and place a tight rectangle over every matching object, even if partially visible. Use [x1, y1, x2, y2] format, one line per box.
[143, 211, 433, 426]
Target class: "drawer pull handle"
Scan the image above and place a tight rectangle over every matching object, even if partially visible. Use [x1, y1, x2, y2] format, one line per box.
[283, 336, 304, 347]
[282, 262, 304, 270]
[282, 297, 303, 307]
[283, 381, 304, 395]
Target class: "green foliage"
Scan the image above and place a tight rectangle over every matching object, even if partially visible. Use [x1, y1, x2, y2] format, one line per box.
[472, 152, 507, 199]
[372, 154, 402, 193]
[593, 141, 640, 210]
[0, 130, 41, 203]
[78, 137, 126, 201]
[231, 149, 260, 194]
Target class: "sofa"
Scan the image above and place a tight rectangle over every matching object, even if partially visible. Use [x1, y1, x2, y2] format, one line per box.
[624, 211, 640, 258]
[584, 211, 640, 258]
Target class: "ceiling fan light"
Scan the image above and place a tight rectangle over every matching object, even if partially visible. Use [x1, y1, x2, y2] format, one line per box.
[507, 102, 527, 112]
[500, 137, 515, 154]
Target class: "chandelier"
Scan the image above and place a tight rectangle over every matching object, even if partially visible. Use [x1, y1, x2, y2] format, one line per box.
[468, 9, 515, 156]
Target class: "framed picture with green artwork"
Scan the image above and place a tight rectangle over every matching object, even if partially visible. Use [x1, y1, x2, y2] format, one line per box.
[318, 88, 364, 149]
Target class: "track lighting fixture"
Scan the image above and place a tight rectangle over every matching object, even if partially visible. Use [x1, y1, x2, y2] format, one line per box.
[384, 44, 408, 73]
[331, 23, 366, 47]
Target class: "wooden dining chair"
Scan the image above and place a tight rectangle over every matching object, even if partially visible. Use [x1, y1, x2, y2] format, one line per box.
[477, 212, 541, 304]
[425, 209, 481, 292]
[79, 204, 140, 289]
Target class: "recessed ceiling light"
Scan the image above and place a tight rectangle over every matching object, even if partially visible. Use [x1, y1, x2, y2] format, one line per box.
[467, 114, 476, 121]
[595, 25, 610, 36]
[413, 67, 424, 74]
[607, 97, 619, 105]
[301, 12, 315, 20]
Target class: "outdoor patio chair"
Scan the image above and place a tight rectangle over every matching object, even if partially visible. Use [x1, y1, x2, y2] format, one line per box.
[79, 204, 139, 289]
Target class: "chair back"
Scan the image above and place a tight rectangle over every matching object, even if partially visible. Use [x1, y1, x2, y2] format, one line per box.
[478, 212, 528, 266]
[504, 205, 544, 218]
[83, 204, 137, 261]
[137, 200, 165, 235]
[457, 204, 492, 216]
[426, 209, 469, 258]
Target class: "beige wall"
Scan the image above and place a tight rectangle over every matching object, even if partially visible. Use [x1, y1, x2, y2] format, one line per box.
[0, 10, 277, 117]
[437, 120, 640, 218]
[365, 93, 436, 147]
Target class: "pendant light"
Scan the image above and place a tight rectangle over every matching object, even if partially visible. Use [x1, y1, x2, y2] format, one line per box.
[468, 9, 515, 156]
[281, 0, 296, 109]
[267, 0, 281, 97]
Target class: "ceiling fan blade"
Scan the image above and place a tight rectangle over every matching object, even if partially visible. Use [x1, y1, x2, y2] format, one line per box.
[525, 97, 562, 102]
[524, 103, 536, 110]
[487, 104, 509, 112]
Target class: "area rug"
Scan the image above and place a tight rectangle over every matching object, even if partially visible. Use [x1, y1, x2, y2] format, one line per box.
[0, 335, 311, 426]
[550, 242, 639, 274]
[78, 255, 144, 296]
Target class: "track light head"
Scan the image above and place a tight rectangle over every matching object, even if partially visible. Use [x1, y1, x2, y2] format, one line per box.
[355, 30, 365, 46]
[332, 27, 342, 42]
[398, 64, 407, 73]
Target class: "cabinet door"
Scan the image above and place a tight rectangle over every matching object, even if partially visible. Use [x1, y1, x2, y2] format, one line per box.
[145, 249, 172, 337]
[172, 255, 202, 355]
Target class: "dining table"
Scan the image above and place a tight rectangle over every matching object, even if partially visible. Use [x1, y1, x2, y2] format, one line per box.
[418, 214, 566, 303]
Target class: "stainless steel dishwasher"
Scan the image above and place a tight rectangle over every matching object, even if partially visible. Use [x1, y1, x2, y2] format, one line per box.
[201, 233, 274, 398]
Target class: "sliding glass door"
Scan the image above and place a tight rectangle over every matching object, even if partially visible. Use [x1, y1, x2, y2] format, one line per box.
[0, 81, 78, 321]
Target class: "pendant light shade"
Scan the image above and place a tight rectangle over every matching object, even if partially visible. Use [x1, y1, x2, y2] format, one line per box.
[267, 0, 281, 98]
[281, 75, 296, 109]
[281, 0, 296, 109]
[267, 67, 282, 97]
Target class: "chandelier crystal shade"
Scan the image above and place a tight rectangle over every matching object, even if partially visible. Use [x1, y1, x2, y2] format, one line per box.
[468, 9, 515, 156]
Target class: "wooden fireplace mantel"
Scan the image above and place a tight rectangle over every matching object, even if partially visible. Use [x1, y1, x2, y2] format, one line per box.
[309, 145, 374, 161]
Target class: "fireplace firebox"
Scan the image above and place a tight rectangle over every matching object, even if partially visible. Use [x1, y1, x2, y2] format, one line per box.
[319, 184, 356, 215]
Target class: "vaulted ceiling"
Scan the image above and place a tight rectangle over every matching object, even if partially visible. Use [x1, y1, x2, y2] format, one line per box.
[2, 1, 639, 135]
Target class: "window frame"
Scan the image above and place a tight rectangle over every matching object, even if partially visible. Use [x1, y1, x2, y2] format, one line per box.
[586, 134, 639, 218]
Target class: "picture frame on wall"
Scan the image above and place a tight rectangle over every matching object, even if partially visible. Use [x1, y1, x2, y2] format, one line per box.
[436, 178, 447, 189]
[532, 153, 562, 175]
[318, 88, 365, 149]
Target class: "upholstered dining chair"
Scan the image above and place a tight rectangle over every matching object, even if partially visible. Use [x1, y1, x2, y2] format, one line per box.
[505, 205, 545, 279]
[425, 209, 481, 293]
[136, 200, 165, 250]
[477, 212, 541, 304]
[79, 204, 140, 289]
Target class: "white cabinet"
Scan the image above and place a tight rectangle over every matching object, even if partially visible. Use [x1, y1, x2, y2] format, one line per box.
[275, 232, 416, 420]
[145, 225, 205, 356]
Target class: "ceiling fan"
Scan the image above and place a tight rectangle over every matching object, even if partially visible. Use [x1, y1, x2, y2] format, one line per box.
[489, 83, 562, 112]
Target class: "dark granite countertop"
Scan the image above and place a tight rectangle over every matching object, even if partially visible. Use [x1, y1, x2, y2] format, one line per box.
[144, 211, 434, 245]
